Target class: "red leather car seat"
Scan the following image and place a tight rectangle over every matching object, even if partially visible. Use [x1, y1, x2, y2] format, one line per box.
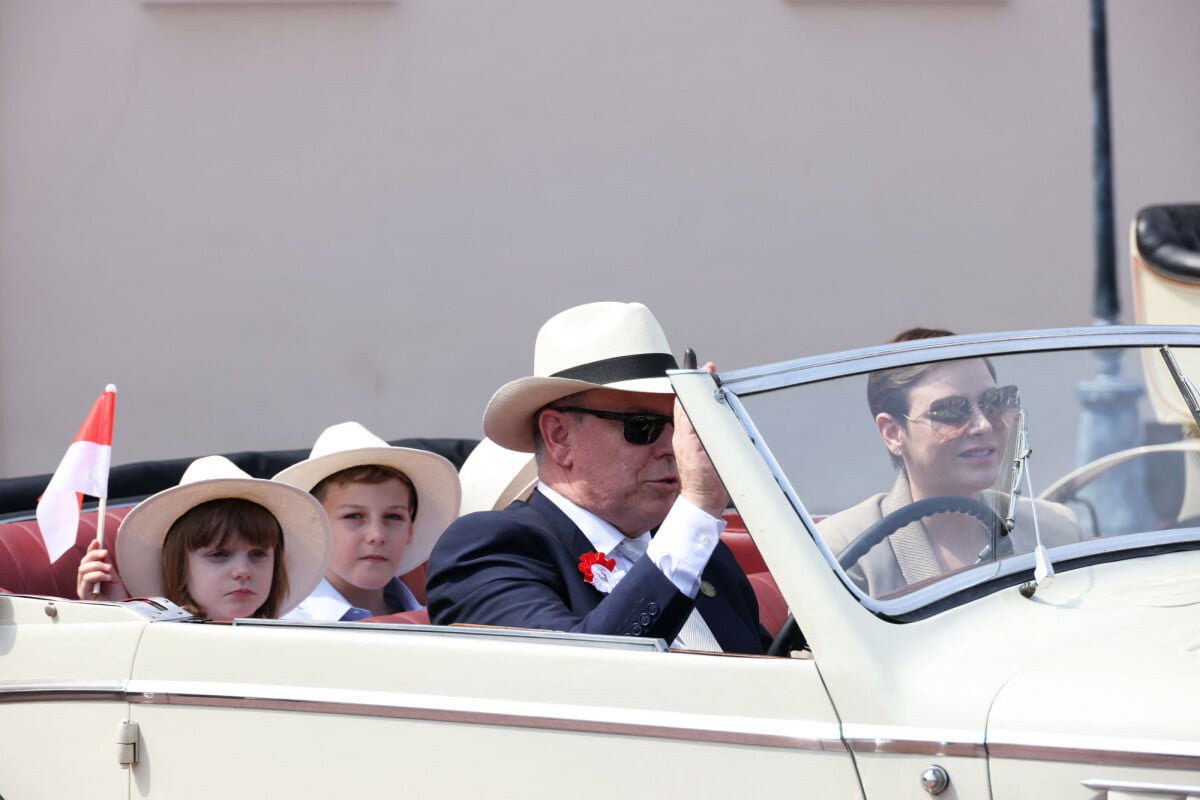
[0, 506, 133, 598]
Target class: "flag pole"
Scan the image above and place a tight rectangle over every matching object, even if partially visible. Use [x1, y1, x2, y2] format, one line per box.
[93, 496, 108, 597]
[96, 498, 108, 548]
[94, 383, 118, 549]
[93, 384, 117, 595]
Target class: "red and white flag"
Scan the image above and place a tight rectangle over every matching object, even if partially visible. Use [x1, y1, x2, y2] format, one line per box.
[36, 385, 116, 562]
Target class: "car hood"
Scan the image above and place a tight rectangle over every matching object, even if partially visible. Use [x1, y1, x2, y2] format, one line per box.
[985, 563, 1200, 755]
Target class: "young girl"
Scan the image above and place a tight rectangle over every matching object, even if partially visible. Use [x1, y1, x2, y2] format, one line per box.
[274, 422, 460, 621]
[76, 455, 331, 620]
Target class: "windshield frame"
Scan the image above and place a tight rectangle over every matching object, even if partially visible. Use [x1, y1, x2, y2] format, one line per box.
[713, 325, 1200, 619]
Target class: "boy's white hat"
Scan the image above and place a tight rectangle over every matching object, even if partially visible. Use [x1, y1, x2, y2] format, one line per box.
[273, 422, 461, 576]
[482, 301, 678, 452]
[116, 455, 331, 615]
[458, 437, 538, 516]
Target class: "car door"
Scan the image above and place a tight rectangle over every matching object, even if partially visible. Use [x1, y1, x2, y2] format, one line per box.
[124, 618, 861, 798]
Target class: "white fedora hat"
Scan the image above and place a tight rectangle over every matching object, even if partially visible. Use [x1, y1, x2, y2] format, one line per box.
[273, 421, 461, 576]
[116, 455, 331, 616]
[458, 437, 538, 516]
[483, 301, 678, 452]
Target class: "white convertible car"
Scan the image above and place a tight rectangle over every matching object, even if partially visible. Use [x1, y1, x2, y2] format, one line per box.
[5, 208, 1200, 796]
[3, 323, 1200, 799]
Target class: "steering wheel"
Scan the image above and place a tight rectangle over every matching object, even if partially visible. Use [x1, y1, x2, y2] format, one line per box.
[837, 495, 1007, 572]
[767, 496, 1008, 657]
[767, 615, 806, 657]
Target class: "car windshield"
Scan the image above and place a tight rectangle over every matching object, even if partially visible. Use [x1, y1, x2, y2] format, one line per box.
[725, 331, 1200, 616]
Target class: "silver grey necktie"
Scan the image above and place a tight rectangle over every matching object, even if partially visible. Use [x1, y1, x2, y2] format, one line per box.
[617, 537, 723, 653]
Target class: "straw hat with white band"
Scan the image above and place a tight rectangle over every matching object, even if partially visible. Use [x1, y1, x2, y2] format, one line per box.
[273, 421, 461, 577]
[116, 455, 331, 615]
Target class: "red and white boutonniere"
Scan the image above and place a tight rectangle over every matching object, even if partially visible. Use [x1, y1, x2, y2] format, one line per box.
[578, 552, 621, 593]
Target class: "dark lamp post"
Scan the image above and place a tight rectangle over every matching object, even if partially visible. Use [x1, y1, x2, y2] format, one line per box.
[1076, 0, 1154, 534]
[1090, 0, 1118, 324]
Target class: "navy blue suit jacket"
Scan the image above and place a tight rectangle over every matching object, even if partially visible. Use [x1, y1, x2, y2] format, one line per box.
[425, 491, 770, 654]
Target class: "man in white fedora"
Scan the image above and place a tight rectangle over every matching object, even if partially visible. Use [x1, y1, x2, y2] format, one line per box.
[425, 301, 769, 654]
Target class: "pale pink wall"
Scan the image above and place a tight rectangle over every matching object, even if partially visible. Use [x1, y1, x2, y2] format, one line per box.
[2, 0, 1198, 478]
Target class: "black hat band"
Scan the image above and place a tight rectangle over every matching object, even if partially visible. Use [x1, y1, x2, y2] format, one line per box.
[551, 353, 679, 384]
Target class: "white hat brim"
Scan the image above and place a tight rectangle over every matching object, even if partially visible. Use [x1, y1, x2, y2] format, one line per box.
[457, 438, 539, 515]
[483, 374, 674, 452]
[116, 477, 331, 616]
[273, 446, 461, 576]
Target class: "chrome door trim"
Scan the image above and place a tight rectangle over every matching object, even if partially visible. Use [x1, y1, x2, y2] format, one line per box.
[0, 678, 846, 752]
[843, 724, 986, 758]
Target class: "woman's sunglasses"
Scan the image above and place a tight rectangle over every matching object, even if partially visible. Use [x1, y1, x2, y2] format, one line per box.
[905, 384, 1021, 432]
[551, 406, 673, 445]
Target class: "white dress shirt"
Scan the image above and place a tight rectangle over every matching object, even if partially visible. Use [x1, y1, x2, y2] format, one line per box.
[283, 576, 421, 622]
[537, 483, 726, 598]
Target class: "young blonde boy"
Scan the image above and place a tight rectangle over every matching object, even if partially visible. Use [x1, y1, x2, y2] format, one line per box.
[276, 422, 460, 621]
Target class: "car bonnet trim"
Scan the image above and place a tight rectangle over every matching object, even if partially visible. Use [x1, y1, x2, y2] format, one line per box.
[845, 723, 1200, 769]
[989, 729, 1200, 770]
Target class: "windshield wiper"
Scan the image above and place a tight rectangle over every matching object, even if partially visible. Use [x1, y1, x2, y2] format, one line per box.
[974, 414, 1025, 565]
[976, 410, 1030, 564]
[1001, 409, 1055, 596]
[1158, 345, 1200, 430]
[974, 412, 1032, 563]
[1003, 409, 1031, 534]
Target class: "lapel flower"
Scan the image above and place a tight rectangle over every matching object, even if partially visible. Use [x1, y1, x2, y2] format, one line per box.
[578, 552, 619, 593]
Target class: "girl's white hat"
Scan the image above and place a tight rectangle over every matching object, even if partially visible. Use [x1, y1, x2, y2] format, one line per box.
[116, 455, 331, 615]
[273, 422, 461, 576]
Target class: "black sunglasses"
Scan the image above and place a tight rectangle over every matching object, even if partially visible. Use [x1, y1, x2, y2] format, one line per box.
[551, 406, 674, 445]
[905, 384, 1021, 431]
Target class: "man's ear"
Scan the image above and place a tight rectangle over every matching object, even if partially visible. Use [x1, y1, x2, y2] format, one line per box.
[537, 409, 574, 468]
[877, 413, 904, 456]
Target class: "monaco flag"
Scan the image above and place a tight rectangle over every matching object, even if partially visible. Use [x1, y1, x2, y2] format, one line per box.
[36, 385, 116, 562]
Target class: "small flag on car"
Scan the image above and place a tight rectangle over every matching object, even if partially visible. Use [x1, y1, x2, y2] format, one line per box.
[35, 385, 116, 562]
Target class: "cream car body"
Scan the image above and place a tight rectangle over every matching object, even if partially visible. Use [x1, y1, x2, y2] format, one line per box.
[3, 326, 1200, 799]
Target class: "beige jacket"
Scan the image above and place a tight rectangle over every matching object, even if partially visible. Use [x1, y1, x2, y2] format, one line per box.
[817, 473, 1082, 598]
